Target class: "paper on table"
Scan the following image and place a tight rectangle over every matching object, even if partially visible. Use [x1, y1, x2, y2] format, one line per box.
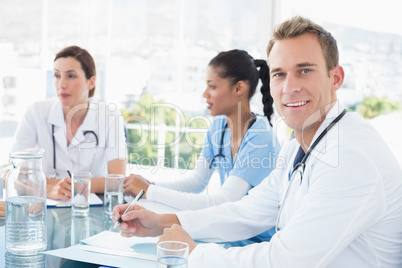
[46, 193, 103, 208]
[44, 230, 158, 263]
[43, 245, 156, 268]
[82, 230, 158, 255]
[43, 198, 184, 267]
[76, 244, 157, 261]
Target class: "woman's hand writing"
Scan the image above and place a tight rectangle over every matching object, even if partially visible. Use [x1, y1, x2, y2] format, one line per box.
[112, 203, 163, 237]
[123, 174, 153, 198]
[46, 177, 71, 200]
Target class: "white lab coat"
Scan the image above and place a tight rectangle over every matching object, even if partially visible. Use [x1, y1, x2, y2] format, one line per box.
[11, 98, 127, 179]
[177, 102, 402, 267]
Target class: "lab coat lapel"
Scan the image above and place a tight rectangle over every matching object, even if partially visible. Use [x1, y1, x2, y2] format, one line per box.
[280, 102, 346, 227]
[82, 101, 98, 133]
[281, 147, 303, 227]
[66, 101, 98, 148]
[46, 99, 74, 176]
[47, 99, 68, 151]
[308, 101, 344, 168]
[72, 103, 98, 149]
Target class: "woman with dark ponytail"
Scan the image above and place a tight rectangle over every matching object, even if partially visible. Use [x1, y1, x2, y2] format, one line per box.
[123, 49, 280, 246]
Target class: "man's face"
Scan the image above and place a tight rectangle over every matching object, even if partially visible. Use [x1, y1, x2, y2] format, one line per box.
[268, 33, 339, 134]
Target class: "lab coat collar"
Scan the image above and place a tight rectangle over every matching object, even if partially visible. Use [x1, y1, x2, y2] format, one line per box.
[47, 98, 99, 148]
[81, 99, 98, 132]
[47, 98, 98, 131]
[301, 100, 346, 168]
[70, 99, 99, 148]
[310, 100, 346, 145]
[47, 98, 64, 128]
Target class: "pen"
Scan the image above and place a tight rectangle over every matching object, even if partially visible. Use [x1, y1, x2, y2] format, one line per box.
[67, 170, 72, 178]
[113, 189, 145, 230]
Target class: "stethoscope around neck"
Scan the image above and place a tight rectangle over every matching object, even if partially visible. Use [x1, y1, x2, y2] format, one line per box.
[275, 108, 347, 232]
[50, 124, 99, 179]
[208, 123, 228, 169]
[208, 115, 257, 170]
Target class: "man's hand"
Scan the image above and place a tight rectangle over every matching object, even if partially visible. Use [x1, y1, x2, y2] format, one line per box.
[159, 224, 199, 254]
[47, 177, 71, 200]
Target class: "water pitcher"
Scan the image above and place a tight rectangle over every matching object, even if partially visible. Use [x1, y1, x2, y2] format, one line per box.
[0, 148, 47, 255]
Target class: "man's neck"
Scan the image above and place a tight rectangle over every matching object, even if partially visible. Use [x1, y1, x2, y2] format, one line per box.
[294, 102, 336, 152]
[294, 122, 322, 152]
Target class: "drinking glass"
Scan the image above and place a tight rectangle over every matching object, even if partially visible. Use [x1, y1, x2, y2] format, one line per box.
[71, 172, 92, 217]
[157, 241, 189, 268]
[104, 174, 124, 216]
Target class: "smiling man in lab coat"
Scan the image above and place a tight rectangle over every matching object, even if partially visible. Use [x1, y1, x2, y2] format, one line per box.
[113, 16, 402, 267]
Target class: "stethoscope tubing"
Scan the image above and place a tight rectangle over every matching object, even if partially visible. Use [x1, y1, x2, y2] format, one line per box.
[208, 123, 228, 169]
[294, 108, 347, 180]
[208, 115, 257, 170]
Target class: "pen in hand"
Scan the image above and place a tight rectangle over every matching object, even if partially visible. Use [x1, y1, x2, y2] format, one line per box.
[113, 189, 145, 230]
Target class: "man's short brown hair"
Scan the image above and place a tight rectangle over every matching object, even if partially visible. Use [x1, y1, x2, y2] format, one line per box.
[267, 16, 339, 72]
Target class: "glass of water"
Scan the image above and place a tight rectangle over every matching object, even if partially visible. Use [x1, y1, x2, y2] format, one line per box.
[157, 241, 189, 268]
[71, 172, 92, 217]
[104, 174, 124, 216]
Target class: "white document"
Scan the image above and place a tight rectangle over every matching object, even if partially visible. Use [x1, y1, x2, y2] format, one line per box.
[44, 231, 159, 267]
[81, 230, 158, 257]
[44, 246, 156, 268]
[81, 231, 159, 261]
[46, 193, 103, 208]
[44, 199, 180, 266]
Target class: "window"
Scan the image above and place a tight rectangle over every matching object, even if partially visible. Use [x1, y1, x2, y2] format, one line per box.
[1, 0, 401, 167]
[0, 0, 272, 166]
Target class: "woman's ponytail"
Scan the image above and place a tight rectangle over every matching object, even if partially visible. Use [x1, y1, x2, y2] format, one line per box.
[254, 59, 274, 126]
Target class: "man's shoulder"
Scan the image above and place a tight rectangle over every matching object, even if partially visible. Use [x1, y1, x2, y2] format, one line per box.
[340, 112, 384, 144]
[322, 112, 399, 173]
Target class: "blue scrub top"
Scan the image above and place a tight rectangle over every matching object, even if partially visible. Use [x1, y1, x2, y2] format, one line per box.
[202, 115, 280, 246]
[203, 115, 279, 186]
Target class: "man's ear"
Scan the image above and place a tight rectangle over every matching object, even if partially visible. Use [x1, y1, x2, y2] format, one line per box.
[331, 65, 344, 93]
